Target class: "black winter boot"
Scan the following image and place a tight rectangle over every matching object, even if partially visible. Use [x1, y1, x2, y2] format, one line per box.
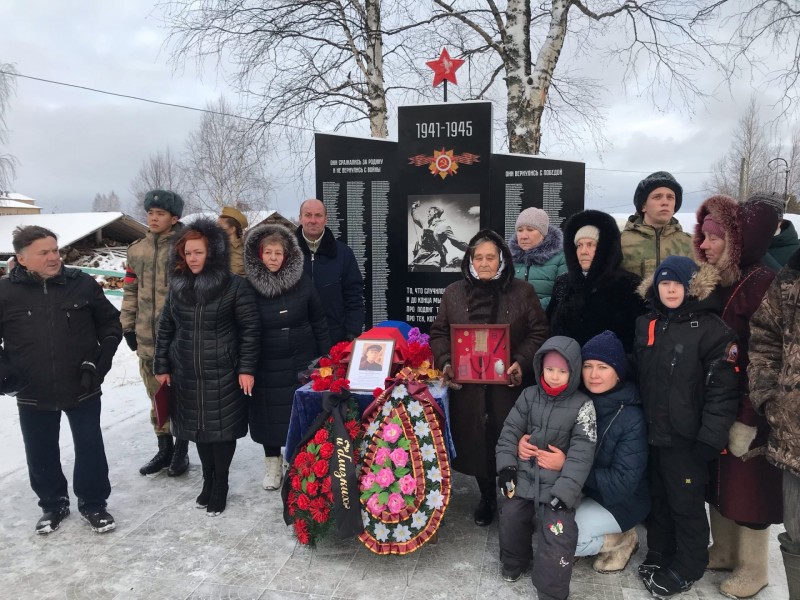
[168, 438, 190, 476]
[196, 470, 214, 508]
[207, 477, 229, 516]
[474, 476, 497, 527]
[139, 435, 173, 475]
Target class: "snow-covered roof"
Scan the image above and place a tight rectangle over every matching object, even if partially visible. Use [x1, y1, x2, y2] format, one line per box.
[0, 192, 35, 202]
[0, 212, 147, 255]
[0, 198, 41, 209]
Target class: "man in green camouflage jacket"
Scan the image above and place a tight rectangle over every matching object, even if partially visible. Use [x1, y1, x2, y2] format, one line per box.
[120, 190, 188, 477]
[620, 171, 694, 279]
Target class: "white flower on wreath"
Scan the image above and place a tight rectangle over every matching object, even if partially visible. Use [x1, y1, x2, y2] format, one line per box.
[374, 522, 390, 542]
[393, 524, 412, 542]
[426, 489, 444, 510]
[428, 466, 442, 483]
[414, 420, 431, 439]
[391, 385, 408, 400]
[411, 511, 428, 530]
[366, 420, 380, 437]
[406, 400, 423, 418]
[420, 443, 436, 462]
[382, 402, 393, 416]
[361, 510, 371, 528]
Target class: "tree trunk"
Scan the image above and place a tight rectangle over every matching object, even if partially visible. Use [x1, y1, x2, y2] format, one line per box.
[366, 0, 388, 138]
[506, 0, 570, 154]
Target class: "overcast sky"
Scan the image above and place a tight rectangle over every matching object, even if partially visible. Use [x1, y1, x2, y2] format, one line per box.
[1, 0, 797, 219]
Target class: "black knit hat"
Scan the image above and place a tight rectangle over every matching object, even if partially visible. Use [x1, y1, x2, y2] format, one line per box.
[633, 171, 683, 215]
[581, 330, 628, 381]
[144, 189, 184, 218]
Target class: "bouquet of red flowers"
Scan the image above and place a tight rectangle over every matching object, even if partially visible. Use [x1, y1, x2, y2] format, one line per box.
[403, 327, 439, 380]
[285, 396, 363, 546]
[310, 341, 351, 392]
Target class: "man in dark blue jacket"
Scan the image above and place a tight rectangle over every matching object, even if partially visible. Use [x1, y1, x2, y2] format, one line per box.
[294, 199, 364, 345]
[0, 226, 122, 534]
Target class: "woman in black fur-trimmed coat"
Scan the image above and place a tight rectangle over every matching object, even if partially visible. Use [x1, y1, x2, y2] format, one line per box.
[244, 224, 330, 491]
[154, 218, 261, 515]
[546, 210, 646, 352]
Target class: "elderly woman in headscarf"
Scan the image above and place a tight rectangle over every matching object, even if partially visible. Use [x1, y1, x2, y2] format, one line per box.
[429, 229, 549, 527]
[694, 194, 783, 599]
[508, 206, 567, 309]
[547, 210, 647, 351]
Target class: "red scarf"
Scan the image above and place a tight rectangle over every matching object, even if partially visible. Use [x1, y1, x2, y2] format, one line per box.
[540, 375, 568, 397]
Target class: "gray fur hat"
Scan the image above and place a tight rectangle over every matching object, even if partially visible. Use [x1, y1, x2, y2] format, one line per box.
[144, 189, 184, 218]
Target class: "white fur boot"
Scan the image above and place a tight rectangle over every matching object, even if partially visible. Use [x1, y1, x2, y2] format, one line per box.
[708, 506, 738, 571]
[263, 456, 283, 491]
[720, 526, 770, 599]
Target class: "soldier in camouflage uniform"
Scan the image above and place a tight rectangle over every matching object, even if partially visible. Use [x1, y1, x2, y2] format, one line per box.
[620, 171, 693, 279]
[748, 250, 800, 600]
[121, 190, 188, 477]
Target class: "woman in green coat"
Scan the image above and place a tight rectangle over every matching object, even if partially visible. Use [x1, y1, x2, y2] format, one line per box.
[508, 207, 567, 309]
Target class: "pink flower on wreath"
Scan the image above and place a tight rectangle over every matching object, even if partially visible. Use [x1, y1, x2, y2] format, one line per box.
[375, 467, 395, 488]
[390, 447, 409, 468]
[387, 492, 407, 515]
[366, 493, 386, 515]
[399, 474, 416, 495]
[382, 423, 402, 444]
[374, 446, 391, 467]
[361, 472, 377, 491]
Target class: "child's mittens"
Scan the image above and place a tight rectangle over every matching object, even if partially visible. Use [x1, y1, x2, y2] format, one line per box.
[728, 421, 758, 458]
[498, 468, 517, 498]
[693, 441, 721, 462]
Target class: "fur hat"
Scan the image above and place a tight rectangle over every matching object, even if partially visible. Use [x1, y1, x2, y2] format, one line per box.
[746, 191, 785, 220]
[634, 171, 683, 214]
[515, 207, 549, 237]
[654, 255, 697, 289]
[220, 206, 248, 229]
[581, 330, 628, 381]
[144, 189, 184, 218]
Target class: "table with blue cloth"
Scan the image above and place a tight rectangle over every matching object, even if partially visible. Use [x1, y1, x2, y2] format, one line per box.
[285, 381, 455, 459]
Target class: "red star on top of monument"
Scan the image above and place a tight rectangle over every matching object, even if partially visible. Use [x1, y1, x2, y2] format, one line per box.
[426, 48, 465, 87]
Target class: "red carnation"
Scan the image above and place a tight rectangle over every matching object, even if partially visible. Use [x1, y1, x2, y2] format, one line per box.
[296, 493, 311, 511]
[345, 420, 360, 440]
[329, 378, 349, 393]
[319, 357, 332, 368]
[296, 451, 316, 478]
[335, 367, 346, 378]
[294, 519, 310, 544]
[313, 460, 329, 478]
[291, 474, 302, 491]
[313, 428, 329, 444]
[372, 387, 383, 399]
[309, 497, 330, 523]
[306, 480, 320, 496]
[319, 442, 334, 459]
[321, 477, 332, 494]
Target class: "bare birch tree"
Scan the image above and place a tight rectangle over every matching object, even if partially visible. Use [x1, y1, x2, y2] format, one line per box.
[421, 0, 727, 154]
[0, 63, 18, 190]
[92, 191, 122, 212]
[181, 97, 273, 213]
[161, 0, 391, 139]
[708, 96, 789, 201]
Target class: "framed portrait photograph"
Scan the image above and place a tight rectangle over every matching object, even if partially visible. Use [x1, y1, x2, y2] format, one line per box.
[346, 338, 396, 391]
[451, 324, 511, 385]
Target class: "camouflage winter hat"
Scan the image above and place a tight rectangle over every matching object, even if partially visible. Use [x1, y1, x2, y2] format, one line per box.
[144, 189, 184, 218]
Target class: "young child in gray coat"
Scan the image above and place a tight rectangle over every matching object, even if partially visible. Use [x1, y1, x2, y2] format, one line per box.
[496, 336, 597, 600]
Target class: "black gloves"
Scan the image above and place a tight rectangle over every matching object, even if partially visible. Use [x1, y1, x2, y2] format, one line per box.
[693, 442, 721, 463]
[498, 467, 517, 498]
[123, 331, 138, 352]
[81, 337, 121, 393]
[550, 496, 567, 511]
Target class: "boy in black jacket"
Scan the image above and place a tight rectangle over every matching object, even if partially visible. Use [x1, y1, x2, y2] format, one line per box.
[634, 256, 738, 598]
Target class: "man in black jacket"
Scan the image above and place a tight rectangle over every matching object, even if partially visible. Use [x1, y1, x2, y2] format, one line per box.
[0, 226, 122, 534]
[295, 199, 364, 344]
